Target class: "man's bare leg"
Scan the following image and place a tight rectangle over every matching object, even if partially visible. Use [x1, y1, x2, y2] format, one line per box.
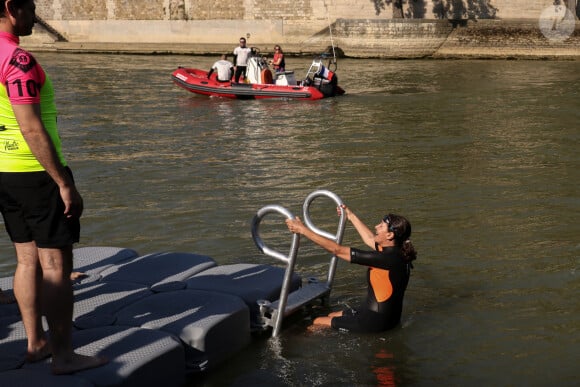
[13, 242, 51, 362]
[38, 245, 107, 374]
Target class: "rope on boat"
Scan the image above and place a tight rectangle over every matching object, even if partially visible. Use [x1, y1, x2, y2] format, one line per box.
[325, 5, 338, 71]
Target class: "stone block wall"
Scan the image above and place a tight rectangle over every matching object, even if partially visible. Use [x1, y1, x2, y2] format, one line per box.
[332, 19, 454, 58]
[435, 19, 580, 58]
[35, 0, 109, 20]
[25, 0, 580, 58]
[494, 0, 568, 20]
[35, 0, 579, 21]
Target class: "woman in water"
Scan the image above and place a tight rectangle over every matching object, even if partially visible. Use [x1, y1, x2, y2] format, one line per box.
[286, 204, 417, 333]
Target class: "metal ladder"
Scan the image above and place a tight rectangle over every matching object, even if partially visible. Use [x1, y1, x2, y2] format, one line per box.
[304, 57, 324, 81]
[251, 190, 346, 337]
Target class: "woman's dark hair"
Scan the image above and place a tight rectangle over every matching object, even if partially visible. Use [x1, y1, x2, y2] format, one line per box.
[386, 213, 417, 264]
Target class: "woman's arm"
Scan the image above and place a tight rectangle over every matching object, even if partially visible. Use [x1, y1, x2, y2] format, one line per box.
[269, 54, 282, 66]
[340, 205, 375, 249]
[286, 217, 351, 261]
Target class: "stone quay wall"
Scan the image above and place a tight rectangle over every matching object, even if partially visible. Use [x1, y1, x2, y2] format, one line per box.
[21, 0, 580, 59]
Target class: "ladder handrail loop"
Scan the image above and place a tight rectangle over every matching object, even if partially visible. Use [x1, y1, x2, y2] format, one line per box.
[251, 204, 300, 337]
[302, 189, 346, 287]
[252, 204, 299, 264]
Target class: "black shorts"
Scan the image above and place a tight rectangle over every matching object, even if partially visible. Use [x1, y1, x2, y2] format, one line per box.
[0, 168, 80, 248]
[234, 66, 247, 80]
[331, 307, 390, 333]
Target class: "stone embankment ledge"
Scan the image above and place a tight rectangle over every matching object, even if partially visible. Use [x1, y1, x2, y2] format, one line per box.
[21, 19, 580, 60]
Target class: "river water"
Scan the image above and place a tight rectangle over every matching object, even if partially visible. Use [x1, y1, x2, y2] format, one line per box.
[0, 53, 578, 386]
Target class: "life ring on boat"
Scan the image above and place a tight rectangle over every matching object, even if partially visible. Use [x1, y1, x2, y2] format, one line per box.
[261, 69, 273, 84]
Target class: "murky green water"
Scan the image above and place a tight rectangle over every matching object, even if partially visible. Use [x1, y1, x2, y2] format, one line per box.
[1, 53, 578, 386]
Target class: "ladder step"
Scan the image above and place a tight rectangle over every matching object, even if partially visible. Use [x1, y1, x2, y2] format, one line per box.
[270, 282, 330, 317]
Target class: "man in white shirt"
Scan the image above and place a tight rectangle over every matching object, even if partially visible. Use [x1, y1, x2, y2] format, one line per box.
[207, 54, 234, 82]
[233, 37, 252, 83]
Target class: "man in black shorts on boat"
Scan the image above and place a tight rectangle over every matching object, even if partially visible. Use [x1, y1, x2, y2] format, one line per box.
[233, 37, 251, 83]
[286, 204, 417, 333]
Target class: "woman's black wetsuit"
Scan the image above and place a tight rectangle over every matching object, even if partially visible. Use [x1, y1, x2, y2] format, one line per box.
[331, 244, 412, 333]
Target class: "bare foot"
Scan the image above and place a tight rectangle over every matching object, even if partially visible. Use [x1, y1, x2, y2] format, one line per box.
[0, 289, 15, 304]
[26, 341, 52, 363]
[70, 272, 88, 281]
[312, 316, 333, 327]
[52, 353, 108, 375]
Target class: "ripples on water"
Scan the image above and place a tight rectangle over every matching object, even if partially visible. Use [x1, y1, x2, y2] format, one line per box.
[0, 54, 578, 386]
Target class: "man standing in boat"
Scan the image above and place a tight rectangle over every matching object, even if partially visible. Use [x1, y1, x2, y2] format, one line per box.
[207, 54, 234, 82]
[233, 37, 251, 83]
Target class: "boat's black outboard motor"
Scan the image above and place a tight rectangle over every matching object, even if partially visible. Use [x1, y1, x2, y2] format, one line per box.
[313, 64, 339, 97]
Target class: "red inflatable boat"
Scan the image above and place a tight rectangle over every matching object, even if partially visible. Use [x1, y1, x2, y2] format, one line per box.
[172, 54, 345, 100]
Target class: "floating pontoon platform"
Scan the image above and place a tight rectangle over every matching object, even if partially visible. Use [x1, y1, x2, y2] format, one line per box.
[0, 190, 346, 387]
